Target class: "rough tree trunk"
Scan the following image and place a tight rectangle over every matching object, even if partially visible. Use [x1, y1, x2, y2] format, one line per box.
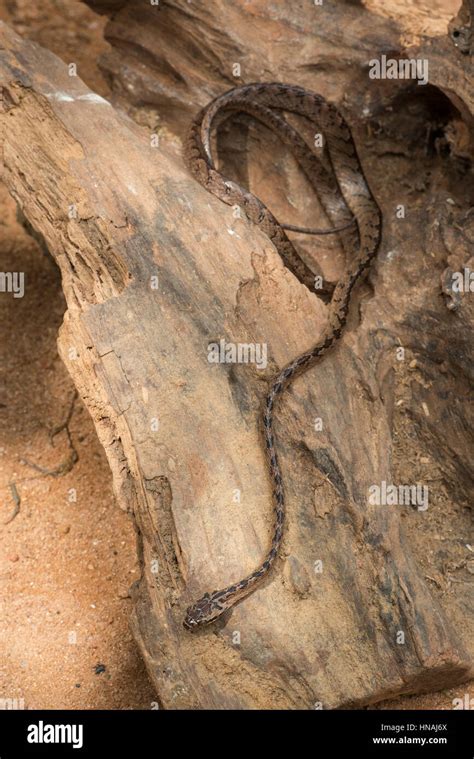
[0, 0, 472, 709]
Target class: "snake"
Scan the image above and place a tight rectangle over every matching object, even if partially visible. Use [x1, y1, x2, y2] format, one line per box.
[182, 83, 382, 630]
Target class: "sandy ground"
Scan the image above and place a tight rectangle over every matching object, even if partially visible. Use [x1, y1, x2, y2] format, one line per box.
[0, 0, 155, 711]
[0, 0, 471, 710]
[0, 182, 156, 708]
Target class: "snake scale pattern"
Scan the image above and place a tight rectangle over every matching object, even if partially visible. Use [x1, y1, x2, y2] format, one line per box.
[183, 83, 382, 630]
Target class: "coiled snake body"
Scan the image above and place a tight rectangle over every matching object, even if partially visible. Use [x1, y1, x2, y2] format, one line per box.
[183, 83, 381, 630]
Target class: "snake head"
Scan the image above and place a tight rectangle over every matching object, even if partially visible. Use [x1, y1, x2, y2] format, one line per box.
[183, 592, 226, 631]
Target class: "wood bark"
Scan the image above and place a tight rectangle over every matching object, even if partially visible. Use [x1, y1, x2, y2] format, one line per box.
[0, 0, 472, 708]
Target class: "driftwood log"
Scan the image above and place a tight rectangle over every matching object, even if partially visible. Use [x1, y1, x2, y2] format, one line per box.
[0, 0, 472, 708]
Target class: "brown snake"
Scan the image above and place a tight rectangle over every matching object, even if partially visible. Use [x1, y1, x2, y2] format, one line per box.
[183, 83, 381, 630]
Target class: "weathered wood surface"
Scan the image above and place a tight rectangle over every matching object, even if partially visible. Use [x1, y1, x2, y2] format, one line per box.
[0, 0, 473, 709]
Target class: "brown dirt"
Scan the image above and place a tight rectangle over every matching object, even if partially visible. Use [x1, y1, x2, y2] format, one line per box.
[0, 0, 471, 710]
[0, 0, 156, 708]
[0, 182, 156, 708]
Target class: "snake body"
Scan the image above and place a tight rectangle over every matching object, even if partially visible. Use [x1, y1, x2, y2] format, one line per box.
[183, 83, 381, 630]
